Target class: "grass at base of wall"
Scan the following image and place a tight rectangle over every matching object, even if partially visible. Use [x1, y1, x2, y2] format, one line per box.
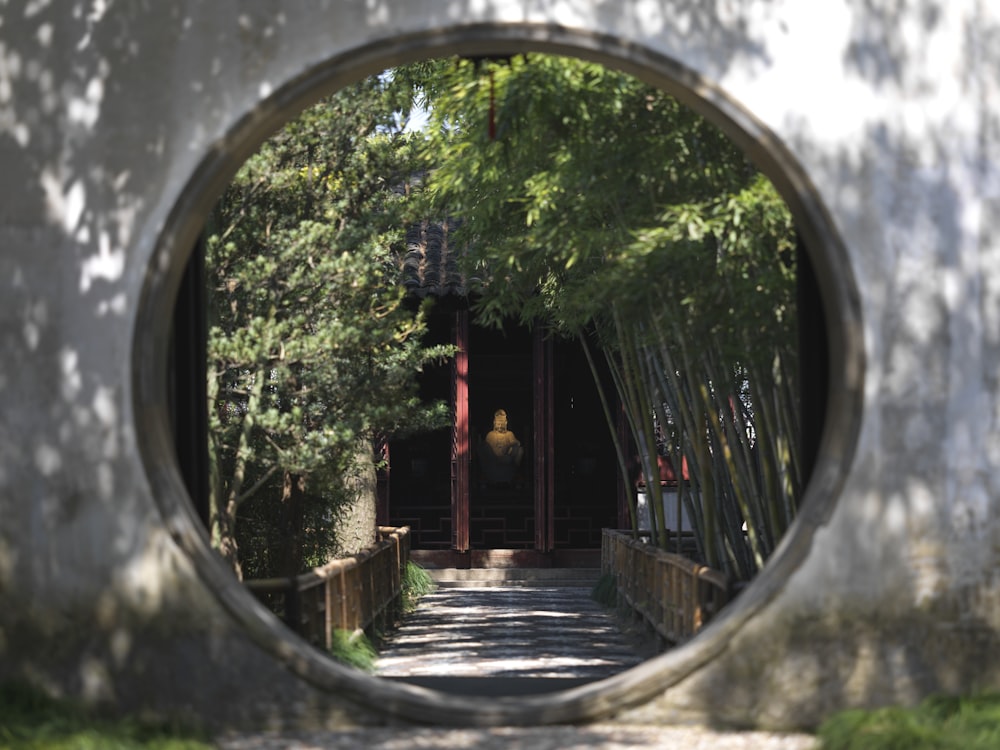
[401, 561, 435, 614]
[6, 675, 999, 747]
[0, 682, 212, 750]
[818, 693, 1000, 750]
[328, 628, 379, 672]
[328, 561, 435, 672]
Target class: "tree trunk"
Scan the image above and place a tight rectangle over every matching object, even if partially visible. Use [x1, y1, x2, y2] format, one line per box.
[208, 365, 267, 580]
[335, 437, 378, 556]
[209, 494, 242, 581]
[274, 471, 307, 577]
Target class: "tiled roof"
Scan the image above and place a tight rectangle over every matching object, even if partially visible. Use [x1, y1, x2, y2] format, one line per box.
[401, 220, 470, 299]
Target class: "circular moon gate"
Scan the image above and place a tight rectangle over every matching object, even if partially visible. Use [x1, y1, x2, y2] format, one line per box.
[7, 0, 995, 735]
[136, 21, 862, 729]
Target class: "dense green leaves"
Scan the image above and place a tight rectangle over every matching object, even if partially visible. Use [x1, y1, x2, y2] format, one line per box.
[206, 76, 453, 579]
[422, 55, 760, 333]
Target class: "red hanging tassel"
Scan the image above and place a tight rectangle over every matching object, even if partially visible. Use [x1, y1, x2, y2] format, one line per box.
[487, 70, 497, 141]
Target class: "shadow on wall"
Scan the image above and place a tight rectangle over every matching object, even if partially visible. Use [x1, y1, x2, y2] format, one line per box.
[679, 535, 1000, 729]
[0, 1, 201, 636]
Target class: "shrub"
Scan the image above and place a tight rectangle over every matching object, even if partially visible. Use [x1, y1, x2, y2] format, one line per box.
[818, 693, 1000, 750]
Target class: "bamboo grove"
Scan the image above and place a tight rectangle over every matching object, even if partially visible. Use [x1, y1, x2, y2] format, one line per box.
[417, 54, 801, 581]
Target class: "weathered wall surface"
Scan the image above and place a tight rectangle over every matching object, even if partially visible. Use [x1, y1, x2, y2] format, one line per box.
[1, 0, 998, 732]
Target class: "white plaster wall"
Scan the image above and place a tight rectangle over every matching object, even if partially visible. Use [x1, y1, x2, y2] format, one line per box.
[0, 0, 998, 731]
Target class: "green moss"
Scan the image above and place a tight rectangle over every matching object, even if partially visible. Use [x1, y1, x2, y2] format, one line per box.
[591, 572, 618, 609]
[818, 693, 1000, 750]
[0, 682, 212, 750]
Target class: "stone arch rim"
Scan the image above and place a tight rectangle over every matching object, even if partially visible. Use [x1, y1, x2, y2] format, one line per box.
[134, 20, 865, 727]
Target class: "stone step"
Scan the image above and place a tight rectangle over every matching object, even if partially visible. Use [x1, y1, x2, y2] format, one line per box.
[382, 676, 594, 696]
[425, 567, 601, 588]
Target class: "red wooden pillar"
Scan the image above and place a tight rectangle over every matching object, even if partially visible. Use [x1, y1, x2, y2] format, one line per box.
[452, 310, 470, 552]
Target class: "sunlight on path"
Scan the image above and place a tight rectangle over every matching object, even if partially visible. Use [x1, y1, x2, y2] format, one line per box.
[376, 586, 646, 679]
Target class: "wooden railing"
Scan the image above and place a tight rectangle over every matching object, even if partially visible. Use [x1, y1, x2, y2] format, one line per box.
[601, 528, 729, 644]
[245, 526, 410, 649]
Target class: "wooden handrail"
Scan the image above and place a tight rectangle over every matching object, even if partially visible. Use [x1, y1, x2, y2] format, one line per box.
[601, 528, 729, 644]
[245, 526, 411, 650]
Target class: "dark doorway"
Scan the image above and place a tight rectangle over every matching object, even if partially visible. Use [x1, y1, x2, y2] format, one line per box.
[551, 338, 619, 549]
[468, 322, 534, 549]
[380, 309, 455, 550]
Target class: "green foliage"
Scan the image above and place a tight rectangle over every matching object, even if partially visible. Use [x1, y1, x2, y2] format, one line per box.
[328, 629, 379, 673]
[416, 54, 799, 580]
[206, 70, 456, 578]
[818, 694, 1000, 750]
[0, 683, 211, 750]
[591, 572, 618, 609]
[420, 54, 762, 333]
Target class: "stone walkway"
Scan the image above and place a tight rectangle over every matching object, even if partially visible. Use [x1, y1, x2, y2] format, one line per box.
[216, 578, 819, 749]
[376, 586, 647, 685]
